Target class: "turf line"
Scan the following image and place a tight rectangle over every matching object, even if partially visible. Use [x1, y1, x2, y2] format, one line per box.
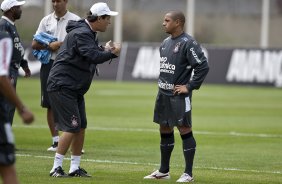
[16, 153, 281, 175]
[13, 125, 282, 138]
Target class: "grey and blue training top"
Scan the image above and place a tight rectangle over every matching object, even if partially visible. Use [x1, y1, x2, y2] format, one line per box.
[0, 17, 27, 69]
[158, 32, 209, 96]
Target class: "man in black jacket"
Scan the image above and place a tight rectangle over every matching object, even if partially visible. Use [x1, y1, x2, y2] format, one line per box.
[0, 0, 31, 125]
[144, 11, 209, 182]
[47, 2, 121, 177]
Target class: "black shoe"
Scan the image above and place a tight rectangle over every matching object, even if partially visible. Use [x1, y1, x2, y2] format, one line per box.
[50, 166, 68, 177]
[68, 167, 91, 177]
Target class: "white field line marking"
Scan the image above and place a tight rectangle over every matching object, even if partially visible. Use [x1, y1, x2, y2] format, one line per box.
[16, 154, 281, 175]
[13, 125, 282, 138]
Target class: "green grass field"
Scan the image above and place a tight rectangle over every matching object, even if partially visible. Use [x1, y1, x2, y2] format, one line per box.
[11, 78, 282, 184]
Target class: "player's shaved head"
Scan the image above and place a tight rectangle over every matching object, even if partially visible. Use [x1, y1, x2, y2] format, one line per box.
[167, 11, 185, 26]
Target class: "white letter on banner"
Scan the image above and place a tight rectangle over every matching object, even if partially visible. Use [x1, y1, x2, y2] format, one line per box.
[132, 47, 160, 79]
[247, 50, 261, 82]
[274, 51, 282, 87]
[226, 49, 247, 82]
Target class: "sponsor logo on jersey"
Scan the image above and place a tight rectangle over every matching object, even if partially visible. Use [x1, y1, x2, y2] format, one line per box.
[226, 49, 282, 87]
[190, 47, 202, 64]
[160, 57, 175, 74]
[158, 80, 174, 90]
[14, 37, 24, 56]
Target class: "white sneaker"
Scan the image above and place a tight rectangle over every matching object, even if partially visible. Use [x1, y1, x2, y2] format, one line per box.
[47, 142, 58, 152]
[176, 173, 194, 182]
[144, 170, 170, 179]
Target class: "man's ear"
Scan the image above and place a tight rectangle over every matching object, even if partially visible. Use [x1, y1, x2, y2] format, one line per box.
[97, 16, 104, 23]
[175, 19, 180, 26]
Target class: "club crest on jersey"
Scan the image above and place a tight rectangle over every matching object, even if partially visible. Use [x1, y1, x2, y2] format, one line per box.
[71, 115, 78, 127]
[173, 42, 181, 53]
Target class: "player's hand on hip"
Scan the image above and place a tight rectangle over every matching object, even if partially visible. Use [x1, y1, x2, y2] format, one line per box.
[173, 85, 189, 95]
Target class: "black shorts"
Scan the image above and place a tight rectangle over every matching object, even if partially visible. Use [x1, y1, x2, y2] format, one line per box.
[48, 89, 87, 133]
[40, 60, 54, 108]
[0, 122, 16, 166]
[153, 92, 192, 127]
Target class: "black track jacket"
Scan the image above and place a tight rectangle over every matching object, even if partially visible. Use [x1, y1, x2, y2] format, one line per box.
[47, 19, 117, 95]
[0, 17, 28, 69]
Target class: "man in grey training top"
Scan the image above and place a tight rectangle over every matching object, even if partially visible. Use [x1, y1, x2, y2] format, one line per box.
[144, 11, 209, 183]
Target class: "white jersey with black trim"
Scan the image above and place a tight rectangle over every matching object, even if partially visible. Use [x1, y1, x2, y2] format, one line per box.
[35, 11, 80, 60]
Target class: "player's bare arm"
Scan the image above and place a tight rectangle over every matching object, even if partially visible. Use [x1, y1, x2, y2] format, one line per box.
[0, 76, 34, 124]
[22, 66, 31, 77]
[31, 40, 62, 51]
[48, 41, 62, 51]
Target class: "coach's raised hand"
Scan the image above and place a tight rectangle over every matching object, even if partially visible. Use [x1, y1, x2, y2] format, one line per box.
[111, 42, 121, 56]
[105, 40, 113, 51]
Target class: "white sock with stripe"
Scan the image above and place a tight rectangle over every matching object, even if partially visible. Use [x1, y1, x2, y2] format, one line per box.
[52, 136, 59, 144]
[50, 153, 64, 173]
[69, 155, 81, 173]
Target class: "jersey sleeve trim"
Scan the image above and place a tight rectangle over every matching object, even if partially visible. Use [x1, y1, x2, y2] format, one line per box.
[0, 37, 12, 76]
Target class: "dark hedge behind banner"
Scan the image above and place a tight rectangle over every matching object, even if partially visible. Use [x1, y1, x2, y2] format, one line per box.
[23, 43, 282, 88]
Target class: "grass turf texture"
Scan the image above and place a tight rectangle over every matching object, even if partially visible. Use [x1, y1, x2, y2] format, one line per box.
[11, 78, 282, 184]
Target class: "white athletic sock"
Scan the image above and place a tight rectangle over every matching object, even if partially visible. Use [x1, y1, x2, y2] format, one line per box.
[50, 153, 64, 173]
[53, 136, 59, 143]
[69, 155, 81, 173]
